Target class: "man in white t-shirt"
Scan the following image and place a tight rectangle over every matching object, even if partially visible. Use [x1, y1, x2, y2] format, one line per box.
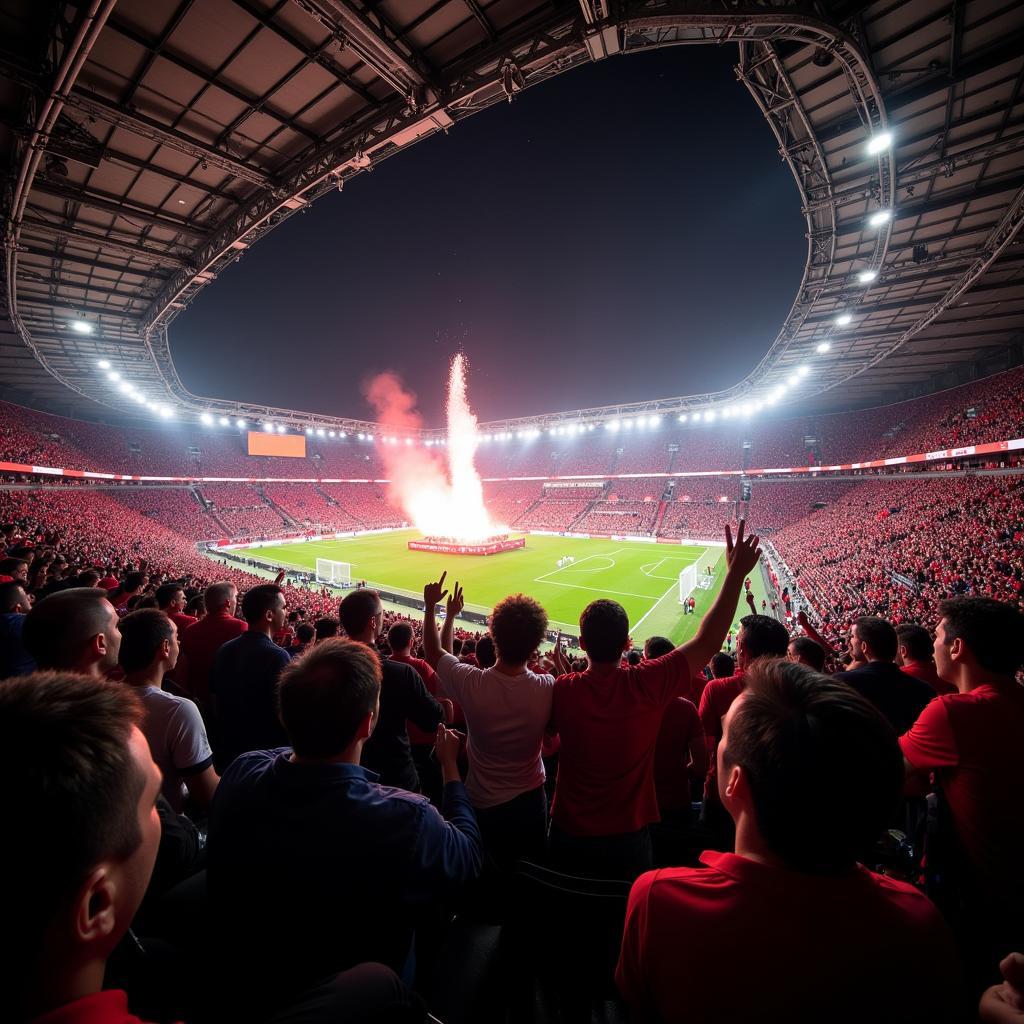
[423, 574, 554, 866]
[118, 608, 219, 814]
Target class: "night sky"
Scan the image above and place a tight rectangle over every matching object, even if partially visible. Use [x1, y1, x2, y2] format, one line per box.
[171, 46, 805, 427]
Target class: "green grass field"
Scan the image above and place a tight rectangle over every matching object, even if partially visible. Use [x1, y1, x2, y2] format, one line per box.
[230, 530, 770, 647]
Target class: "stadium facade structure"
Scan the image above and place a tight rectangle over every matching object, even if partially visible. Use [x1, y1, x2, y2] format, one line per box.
[2, 0, 1024, 438]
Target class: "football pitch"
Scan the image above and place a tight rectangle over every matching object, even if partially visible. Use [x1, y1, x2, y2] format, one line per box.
[230, 530, 769, 646]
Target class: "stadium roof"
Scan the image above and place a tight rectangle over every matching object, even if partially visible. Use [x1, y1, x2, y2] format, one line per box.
[2, 0, 1023, 432]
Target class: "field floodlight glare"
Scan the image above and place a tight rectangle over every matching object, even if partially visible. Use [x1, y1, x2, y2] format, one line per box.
[201, 413, 214, 425]
[276, 424, 286, 433]
[107, 371, 120, 381]
[816, 341, 831, 353]
[263, 422, 275, 432]
[219, 416, 230, 426]
[97, 359, 111, 370]
[132, 392, 147, 404]
[868, 209, 892, 228]
[329, 430, 336, 437]
[692, 411, 703, 422]
[858, 270, 878, 284]
[866, 131, 893, 155]
[606, 420, 620, 431]
[835, 313, 853, 326]
[305, 427, 313, 435]
[71, 320, 93, 334]
[678, 413, 688, 423]
[705, 410, 718, 422]
[118, 381, 132, 394]
[236, 419, 246, 428]
[317, 428, 326, 437]
[158, 405, 173, 419]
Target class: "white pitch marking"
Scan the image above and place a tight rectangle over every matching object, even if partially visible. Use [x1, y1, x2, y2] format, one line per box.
[534, 579, 661, 600]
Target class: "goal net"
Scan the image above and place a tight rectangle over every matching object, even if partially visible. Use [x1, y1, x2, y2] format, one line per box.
[678, 563, 698, 604]
[315, 558, 352, 587]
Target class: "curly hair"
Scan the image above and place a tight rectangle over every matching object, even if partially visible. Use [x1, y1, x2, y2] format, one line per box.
[490, 594, 548, 665]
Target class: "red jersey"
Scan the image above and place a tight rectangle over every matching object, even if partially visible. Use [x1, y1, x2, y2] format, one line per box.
[178, 610, 247, 702]
[900, 660, 955, 696]
[697, 671, 744, 801]
[167, 611, 198, 634]
[30, 990, 164, 1024]
[550, 646, 696, 836]
[900, 682, 1024, 886]
[617, 851, 962, 1023]
[653, 697, 701, 812]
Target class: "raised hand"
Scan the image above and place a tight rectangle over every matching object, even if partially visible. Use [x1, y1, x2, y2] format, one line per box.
[725, 520, 761, 577]
[424, 571, 448, 608]
[446, 580, 464, 618]
[433, 723, 462, 774]
[796, 609, 810, 630]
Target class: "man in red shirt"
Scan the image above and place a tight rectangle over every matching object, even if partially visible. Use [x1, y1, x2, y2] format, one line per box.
[548, 522, 761, 879]
[617, 659, 964, 1024]
[156, 582, 197, 635]
[896, 622, 955, 695]
[698, 613, 789, 848]
[176, 581, 247, 706]
[900, 597, 1024, 985]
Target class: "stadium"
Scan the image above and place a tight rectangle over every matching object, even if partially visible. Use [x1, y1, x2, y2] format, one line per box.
[1, 1, 1023, 1022]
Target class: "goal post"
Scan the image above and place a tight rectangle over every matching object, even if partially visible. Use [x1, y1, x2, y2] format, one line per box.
[678, 563, 698, 604]
[315, 558, 352, 587]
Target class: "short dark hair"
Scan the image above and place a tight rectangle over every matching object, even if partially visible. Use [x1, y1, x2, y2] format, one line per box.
[788, 636, 826, 672]
[76, 570, 101, 588]
[118, 609, 175, 673]
[644, 636, 674, 660]
[22, 588, 114, 669]
[241, 584, 283, 625]
[277, 639, 382, 758]
[338, 588, 382, 636]
[476, 635, 496, 668]
[711, 651, 736, 677]
[185, 595, 205, 617]
[122, 571, 147, 593]
[0, 556, 28, 577]
[0, 673, 143, 969]
[314, 616, 340, 640]
[387, 621, 414, 651]
[580, 599, 629, 663]
[204, 581, 235, 612]
[854, 616, 898, 661]
[938, 597, 1024, 677]
[894, 623, 933, 663]
[724, 659, 902, 874]
[626, 649, 642, 666]
[155, 583, 184, 609]
[0, 580, 28, 613]
[490, 594, 548, 664]
[294, 622, 315, 644]
[739, 615, 790, 660]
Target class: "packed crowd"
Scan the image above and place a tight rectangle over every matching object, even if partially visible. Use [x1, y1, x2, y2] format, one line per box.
[3, 506, 1023, 1024]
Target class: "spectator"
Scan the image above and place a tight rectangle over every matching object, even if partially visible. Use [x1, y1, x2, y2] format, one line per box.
[177, 582, 247, 704]
[710, 651, 735, 678]
[1, 672, 162, 1023]
[288, 621, 316, 655]
[698, 613, 790, 846]
[0, 555, 29, 584]
[0, 579, 35, 677]
[211, 584, 291, 767]
[548, 523, 761, 879]
[788, 635, 826, 672]
[423, 577, 554, 866]
[314, 616, 340, 641]
[901, 598, 1024, 981]
[111, 570, 148, 615]
[184, 593, 205, 620]
[156, 581, 197, 634]
[207, 639, 482, 1007]
[118, 609, 218, 814]
[616, 659, 964, 1023]
[22, 586, 121, 676]
[340, 588, 444, 791]
[896, 622, 955, 695]
[835, 616, 934, 735]
[475, 634, 496, 668]
[980, 954, 1024, 1024]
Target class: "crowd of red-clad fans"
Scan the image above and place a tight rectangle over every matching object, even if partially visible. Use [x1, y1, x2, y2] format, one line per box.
[3, 474, 1024, 1024]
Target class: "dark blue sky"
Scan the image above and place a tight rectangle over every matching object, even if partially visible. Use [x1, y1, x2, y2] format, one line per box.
[171, 46, 805, 426]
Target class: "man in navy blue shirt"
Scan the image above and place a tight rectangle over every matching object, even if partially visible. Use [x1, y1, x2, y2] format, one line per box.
[210, 583, 290, 767]
[207, 637, 482, 1007]
[0, 581, 35, 677]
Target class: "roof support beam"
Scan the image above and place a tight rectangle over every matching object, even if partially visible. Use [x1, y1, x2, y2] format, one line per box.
[18, 218, 192, 268]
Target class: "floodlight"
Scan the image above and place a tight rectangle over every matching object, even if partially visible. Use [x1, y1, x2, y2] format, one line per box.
[866, 131, 893, 155]
[788, 374, 800, 386]
[358, 433, 365, 441]
[328, 430, 335, 437]
[339, 431, 346, 437]
[868, 209, 892, 228]
[797, 365, 810, 377]
[858, 269, 877, 284]
[678, 413, 688, 423]
[264, 423, 275, 433]
[704, 410, 717, 422]
[158, 405, 173, 419]
[722, 408, 733, 419]
[201, 413, 214, 425]
[835, 313, 852, 326]
[133, 393, 147, 404]
[741, 403, 753, 416]
[219, 416, 230, 426]
[606, 420, 620, 431]
[97, 359, 111, 370]
[118, 381, 132, 394]
[816, 341, 831, 354]
[691, 412, 702, 422]
[71, 320, 93, 334]
[588, 423, 595, 431]
[405, 437, 413, 445]
[317, 428, 326, 437]
[623, 419, 633, 430]
[305, 427, 314, 435]
[649, 415, 662, 427]
[236, 419, 246, 428]
[276, 424, 286, 433]
[107, 371, 120, 381]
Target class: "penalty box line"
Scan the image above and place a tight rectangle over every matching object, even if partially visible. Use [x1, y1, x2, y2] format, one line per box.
[532, 549, 627, 584]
